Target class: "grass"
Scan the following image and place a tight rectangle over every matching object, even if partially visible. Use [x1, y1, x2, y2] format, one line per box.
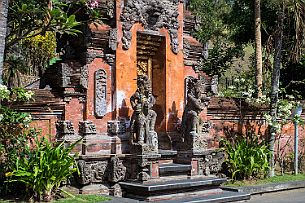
[225, 174, 305, 187]
[0, 195, 111, 203]
[55, 195, 111, 203]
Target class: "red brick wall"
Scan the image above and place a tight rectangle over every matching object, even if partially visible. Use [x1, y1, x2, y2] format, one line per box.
[207, 97, 305, 159]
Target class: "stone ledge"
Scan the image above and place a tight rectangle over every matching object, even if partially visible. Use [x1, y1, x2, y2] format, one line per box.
[221, 180, 305, 195]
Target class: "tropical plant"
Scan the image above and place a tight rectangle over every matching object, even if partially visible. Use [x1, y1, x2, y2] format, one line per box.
[0, 85, 37, 195]
[6, 138, 80, 202]
[221, 133, 271, 180]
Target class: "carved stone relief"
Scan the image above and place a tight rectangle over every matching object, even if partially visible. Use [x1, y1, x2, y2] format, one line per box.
[77, 160, 92, 185]
[112, 184, 122, 197]
[108, 157, 127, 183]
[79, 121, 97, 136]
[202, 151, 225, 176]
[56, 120, 75, 139]
[59, 63, 72, 87]
[109, 28, 118, 51]
[106, 0, 115, 18]
[80, 65, 89, 89]
[107, 120, 126, 135]
[95, 69, 107, 117]
[105, 54, 115, 66]
[77, 160, 108, 185]
[211, 75, 218, 95]
[120, 0, 180, 54]
[137, 158, 151, 181]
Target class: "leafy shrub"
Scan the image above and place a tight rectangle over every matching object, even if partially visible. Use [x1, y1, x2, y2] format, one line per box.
[6, 138, 80, 202]
[0, 85, 37, 194]
[221, 133, 271, 180]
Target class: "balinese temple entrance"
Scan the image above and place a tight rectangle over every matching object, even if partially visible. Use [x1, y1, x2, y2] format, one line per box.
[40, 0, 251, 201]
[136, 32, 166, 132]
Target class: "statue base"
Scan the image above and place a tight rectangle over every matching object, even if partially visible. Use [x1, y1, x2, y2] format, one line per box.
[130, 131, 158, 155]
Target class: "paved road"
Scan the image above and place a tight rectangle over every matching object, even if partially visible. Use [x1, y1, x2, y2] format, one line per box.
[239, 188, 305, 203]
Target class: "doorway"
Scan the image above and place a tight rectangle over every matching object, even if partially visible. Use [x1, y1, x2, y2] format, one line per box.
[136, 32, 166, 132]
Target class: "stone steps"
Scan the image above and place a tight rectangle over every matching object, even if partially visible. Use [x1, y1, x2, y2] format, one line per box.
[120, 176, 250, 202]
[159, 163, 191, 176]
[160, 190, 250, 203]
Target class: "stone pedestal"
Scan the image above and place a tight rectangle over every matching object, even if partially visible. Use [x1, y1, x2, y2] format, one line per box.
[135, 154, 161, 182]
[176, 149, 225, 176]
[185, 131, 209, 154]
[76, 155, 127, 196]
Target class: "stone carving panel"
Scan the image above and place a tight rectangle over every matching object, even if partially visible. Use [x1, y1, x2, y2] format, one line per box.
[56, 120, 75, 139]
[107, 120, 126, 135]
[109, 28, 117, 51]
[137, 158, 151, 181]
[120, 0, 180, 54]
[204, 151, 225, 176]
[77, 160, 108, 185]
[80, 65, 89, 89]
[59, 63, 72, 87]
[108, 157, 126, 183]
[79, 121, 97, 136]
[95, 69, 107, 117]
[211, 75, 218, 95]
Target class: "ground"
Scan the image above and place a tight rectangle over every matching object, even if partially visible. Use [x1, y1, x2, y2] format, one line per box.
[239, 188, 305, 203]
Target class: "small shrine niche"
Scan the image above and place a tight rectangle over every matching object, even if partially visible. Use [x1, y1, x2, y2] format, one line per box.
[136, 32, 166, 131]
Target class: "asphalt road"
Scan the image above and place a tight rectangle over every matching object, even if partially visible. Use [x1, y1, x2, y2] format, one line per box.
[239, 188, 305, 203]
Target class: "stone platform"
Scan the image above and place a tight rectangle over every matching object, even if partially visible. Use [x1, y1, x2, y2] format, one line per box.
[120, 176, 250, 202]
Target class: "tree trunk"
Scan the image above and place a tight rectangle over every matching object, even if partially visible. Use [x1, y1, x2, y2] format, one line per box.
[0, 0, 8, 85]
[268, 7, 284, 177]
[255, 0, 263, 97]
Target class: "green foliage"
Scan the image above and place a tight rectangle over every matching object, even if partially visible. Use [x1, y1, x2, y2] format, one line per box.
[55, 195, 111, 203]
[22, 32, 57, 69]
[6, 0, 81, 49]
[0, 85, 36, 195]
[225, 174, 305, 187]
[189, 0, 244, 76]
[199, 42, 244, 76]
[221, 133, 271, 180]
[190, 0, 231, 43]
[4, 0, 103, 87]
[0, 194, 111, 203]
[6, 138, 80, 201]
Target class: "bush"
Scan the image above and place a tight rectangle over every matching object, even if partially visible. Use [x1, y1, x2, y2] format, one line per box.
[221, 133, 271, 180]
[0, 85, 37, 195]
[6, 138, 80, 202]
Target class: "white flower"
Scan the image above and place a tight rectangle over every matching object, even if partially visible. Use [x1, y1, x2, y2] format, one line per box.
[228, 85, 235, 90]
[23, 114, 32, 124]
[0, 85, 10, 99]
[0, 114, 3, 122]
[240, 78, 246, 83]
[287, 95, 295, 100]
[24, 91, 34, 101]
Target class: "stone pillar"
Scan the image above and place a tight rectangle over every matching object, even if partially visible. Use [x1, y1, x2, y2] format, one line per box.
[56, 120, 82, 154]
[79, 120, 97, 155]
[135, 154, 161, 181]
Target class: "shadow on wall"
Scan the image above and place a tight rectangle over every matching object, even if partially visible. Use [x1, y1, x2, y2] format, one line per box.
[119, 99, 130, 119]
[222, 119, 268, 143]
[167, 101, 181, 132]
